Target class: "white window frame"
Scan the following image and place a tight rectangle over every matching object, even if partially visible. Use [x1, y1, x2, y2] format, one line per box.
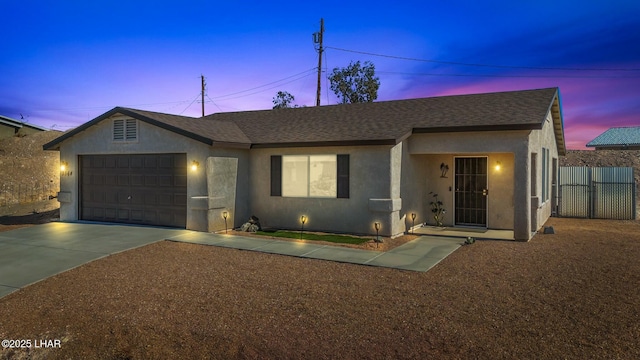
[282, 155, 337, 198]
[541, 147, 550, 202]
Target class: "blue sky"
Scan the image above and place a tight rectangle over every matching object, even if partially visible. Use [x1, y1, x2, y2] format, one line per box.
[1, 0, 639, 149]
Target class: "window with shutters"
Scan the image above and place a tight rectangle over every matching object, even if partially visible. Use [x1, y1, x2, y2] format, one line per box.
[271, 154, 349, 198]
[113, 119, 138, 142]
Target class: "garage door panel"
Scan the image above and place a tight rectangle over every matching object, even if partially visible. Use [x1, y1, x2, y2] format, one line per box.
[175, 175, 187, 187]
[144, 211, 157, 223]
[130, 157, 144, 168]
[175, 194, 187, 206]
[131, 175, 144, 186]
[131, 210, 144, 222]
[158, 156, 173, 168]
[93, 175, 104, 186]
[105, 175, 117, 186]
[144, 157, 157, 168]
[157, 194, 172, 206]
[174, 155, 187, 167]
[143, 193, 156, 205]
[81, 154, 186, 228]
[144, 176, 157, 186]
[118, 175, 129, 186]
[118, 209, 130, 220]
[104, 208, 117, 220]
[158, 175, 172, 187]
[117, 157, 129, 168]
[105, 157, 117, 168]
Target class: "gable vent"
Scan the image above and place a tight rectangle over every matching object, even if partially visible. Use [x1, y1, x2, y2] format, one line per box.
[113, 119, 138, 141]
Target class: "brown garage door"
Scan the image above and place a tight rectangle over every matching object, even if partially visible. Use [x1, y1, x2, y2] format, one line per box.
[80, 154, 187, 228]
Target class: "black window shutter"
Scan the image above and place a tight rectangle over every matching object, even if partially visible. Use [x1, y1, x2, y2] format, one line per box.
[271, 155, 282, 196]
[337, 154, 349, 198]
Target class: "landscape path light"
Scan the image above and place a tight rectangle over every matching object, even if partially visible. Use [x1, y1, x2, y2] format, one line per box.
[222, 211, 228, 234]
[374, 222, 382, 248]
[411, 213, 417, 234]
[300, 215, 307, 239]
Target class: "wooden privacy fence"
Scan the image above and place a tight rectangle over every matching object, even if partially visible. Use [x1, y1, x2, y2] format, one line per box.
[557, 167, 637, 220]
[0, 182, 58, 206]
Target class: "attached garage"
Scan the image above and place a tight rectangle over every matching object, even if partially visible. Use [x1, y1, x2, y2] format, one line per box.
[80, 153, 187, 228]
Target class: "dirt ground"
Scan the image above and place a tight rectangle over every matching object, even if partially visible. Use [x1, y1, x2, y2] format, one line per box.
[1, 217, 639, 359]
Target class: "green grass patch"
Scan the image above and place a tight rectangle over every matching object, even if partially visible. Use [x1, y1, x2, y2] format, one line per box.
[255, 230, 370, 245]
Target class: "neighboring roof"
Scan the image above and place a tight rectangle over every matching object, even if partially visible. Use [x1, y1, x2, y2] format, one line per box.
[44, 87, 566, 154]
[586, 126, 640, 148]
[0, 115, 48, 131]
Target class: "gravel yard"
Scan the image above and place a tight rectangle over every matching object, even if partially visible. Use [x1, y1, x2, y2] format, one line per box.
[1, 217, 639, 359]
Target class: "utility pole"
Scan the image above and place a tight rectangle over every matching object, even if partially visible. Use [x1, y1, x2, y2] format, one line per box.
[313, 18, 324, 107]
[201, 74, 206, 117]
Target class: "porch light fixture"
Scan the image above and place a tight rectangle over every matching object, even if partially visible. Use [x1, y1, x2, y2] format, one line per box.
[440, 163, 449, 178]
[222, 211, 228, 234]
[60, 161, 68, 172]
[411, 213, 417, 234]
[300, 215, 307, 239]
[191, 160, 199, 171]
[495, 161, 502, 171]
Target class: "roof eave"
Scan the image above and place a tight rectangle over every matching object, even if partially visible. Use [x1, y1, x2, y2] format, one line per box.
[412, 124, 540, 133]
[549, 89, 567, 156]
[211, 141, 251, 149]
[43, 107, 214, 150]
[250, 138, 399, 149]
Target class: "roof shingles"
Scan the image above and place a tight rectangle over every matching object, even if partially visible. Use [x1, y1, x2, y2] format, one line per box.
[44, 87, 562, 150]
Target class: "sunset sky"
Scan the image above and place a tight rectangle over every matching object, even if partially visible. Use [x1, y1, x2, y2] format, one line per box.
[1, 1, 638, 149]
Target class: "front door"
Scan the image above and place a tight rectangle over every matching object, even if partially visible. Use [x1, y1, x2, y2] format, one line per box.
[454, 157, 488, 227]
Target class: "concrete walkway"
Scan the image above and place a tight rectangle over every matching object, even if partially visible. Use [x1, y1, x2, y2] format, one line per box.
[0, 222, 463, 299]
[167, 231, 463, 273]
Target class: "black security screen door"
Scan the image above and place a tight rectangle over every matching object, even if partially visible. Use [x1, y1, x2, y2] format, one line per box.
[455, 157, 488, 227]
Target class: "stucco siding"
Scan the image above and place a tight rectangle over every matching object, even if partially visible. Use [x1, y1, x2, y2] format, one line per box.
[407, 132, 525, 236]
[408, 131, 529, 154]
[404, 153, 514, 230]
[399, 144, 428, 233]
[528, 110, 560, 233]
[55, 114, 230, 231]
[249, 145, 396, 236]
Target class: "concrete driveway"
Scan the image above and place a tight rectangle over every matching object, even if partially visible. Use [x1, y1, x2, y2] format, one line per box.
[1, 222, 463, 299]
[0, 222, 188, 298]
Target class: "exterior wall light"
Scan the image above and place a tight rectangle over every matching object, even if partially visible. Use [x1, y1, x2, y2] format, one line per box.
[222, 211, 228, 234]
[495, 161, 502, 171]
[60, 161, 72, 176]
[191, 160, 199, 171]
[440, 163, 449, 178]
[300, 215, 307, 239]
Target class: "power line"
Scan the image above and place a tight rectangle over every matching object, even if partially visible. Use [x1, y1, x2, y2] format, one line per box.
[326, 46, 640, 71]
[377, 71, 639, 79]
[206, 94, 223, 112]
[211, 68, 317, 100]
[179, 93, 202, 115]
[36, 99, 195, 112]
[210, 71, 317, 102]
